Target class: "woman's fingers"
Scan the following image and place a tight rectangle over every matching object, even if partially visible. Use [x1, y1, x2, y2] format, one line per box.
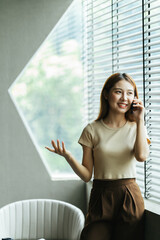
[45, 139, 66, 156]
[62, 141, 66, 153]
[57, 139, 61, 151]
[132, 99, 146, 120]
[53, 139, 60, 153]
[133, 99, 144, 110]
[45, 146, 55, 153]
[133, 99, 143, 106]
[57, 139, 63, 154]
[51, 139, 57, 148]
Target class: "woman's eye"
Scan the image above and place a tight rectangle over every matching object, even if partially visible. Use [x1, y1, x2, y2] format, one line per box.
[115, 91, 121, 94]
[128, 92, 133, 95]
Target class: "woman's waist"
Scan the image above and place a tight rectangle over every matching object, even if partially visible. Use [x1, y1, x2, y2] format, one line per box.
[93, 177, 136, 189]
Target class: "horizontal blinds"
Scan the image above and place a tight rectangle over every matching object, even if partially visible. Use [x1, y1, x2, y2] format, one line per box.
[82, 0, 145, 193]
[82, 0, 112, 123]
[144, 0, 160, 203]
[82, 0, 160, 204]
[112, 0, 144, 194]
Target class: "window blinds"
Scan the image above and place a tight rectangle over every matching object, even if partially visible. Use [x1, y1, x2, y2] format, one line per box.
[143, 0, 160, 202]
[82, 0, 160, 204]
[82, 0, 112, 123]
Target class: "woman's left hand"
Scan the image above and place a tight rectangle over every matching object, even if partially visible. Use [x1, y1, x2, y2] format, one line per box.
[132, 98, 145, 122]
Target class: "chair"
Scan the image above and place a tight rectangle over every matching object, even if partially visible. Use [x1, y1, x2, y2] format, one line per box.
[0, 199, 85, 240]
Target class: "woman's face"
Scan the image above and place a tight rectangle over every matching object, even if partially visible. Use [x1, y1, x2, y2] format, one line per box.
[106, 79, 135, 114]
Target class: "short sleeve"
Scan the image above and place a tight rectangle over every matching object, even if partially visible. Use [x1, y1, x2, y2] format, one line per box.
[78, 124, 94, 148]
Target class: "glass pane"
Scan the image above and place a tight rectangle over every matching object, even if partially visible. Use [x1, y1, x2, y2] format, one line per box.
[9, 0, 83, 179]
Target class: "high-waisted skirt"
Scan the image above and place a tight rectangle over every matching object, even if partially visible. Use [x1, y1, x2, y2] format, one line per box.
[80, 178, 145, 240]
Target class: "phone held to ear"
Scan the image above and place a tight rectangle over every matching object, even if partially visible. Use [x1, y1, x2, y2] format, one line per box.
[130, 102, 134, 114]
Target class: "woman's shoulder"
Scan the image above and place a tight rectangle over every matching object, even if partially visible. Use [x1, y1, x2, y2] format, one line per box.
[82, 120, 102, 134]
[87, 119, 102, 129]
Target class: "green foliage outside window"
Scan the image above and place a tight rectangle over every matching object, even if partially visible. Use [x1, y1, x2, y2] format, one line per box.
[10, 0, 83, 177]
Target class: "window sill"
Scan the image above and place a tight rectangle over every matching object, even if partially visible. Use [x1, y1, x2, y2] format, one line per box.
[144, 199, 160, 215]
[51, 174, 80, 181]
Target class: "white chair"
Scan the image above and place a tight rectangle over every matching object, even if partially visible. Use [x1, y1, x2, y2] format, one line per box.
[0, 199, 85, 240]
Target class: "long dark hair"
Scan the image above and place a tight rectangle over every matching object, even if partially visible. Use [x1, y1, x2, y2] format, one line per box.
[96, 73, 139, 121]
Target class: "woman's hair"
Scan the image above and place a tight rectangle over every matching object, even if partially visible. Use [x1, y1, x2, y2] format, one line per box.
[96, 73, 139, 121]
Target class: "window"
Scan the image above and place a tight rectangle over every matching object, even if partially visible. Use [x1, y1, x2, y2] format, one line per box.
[8, 0, 83, 179]
[82, 0, 160, 204]
[143, 0, 160, 203]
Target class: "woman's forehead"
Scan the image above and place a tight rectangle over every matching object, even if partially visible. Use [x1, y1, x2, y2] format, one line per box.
[112, 80, 134, 90]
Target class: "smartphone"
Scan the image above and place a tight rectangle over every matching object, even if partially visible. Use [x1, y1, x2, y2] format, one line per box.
[130, 102, 134, 114]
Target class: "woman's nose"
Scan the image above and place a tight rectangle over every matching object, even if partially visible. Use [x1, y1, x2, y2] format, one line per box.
[121, 93, 127, 100]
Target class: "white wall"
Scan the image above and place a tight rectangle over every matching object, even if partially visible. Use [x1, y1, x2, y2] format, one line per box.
[0, 0, 86, 213]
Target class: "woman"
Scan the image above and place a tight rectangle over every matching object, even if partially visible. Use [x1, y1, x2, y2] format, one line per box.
[45, 73, 150, 240]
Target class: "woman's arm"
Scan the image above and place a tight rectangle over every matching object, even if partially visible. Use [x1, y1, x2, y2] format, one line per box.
[132, 98, 150, 162]
[134, 118, 149, 162]
[45, 140, 93, 182]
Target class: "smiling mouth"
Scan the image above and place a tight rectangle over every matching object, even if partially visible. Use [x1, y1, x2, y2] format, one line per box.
[118, 103, 128, 109]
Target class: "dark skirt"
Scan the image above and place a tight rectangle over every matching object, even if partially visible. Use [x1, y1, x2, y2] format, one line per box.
[80, 178, 145, 240]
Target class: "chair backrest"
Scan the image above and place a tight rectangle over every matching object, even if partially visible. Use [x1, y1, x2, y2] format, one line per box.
[0, 199, 85, 240]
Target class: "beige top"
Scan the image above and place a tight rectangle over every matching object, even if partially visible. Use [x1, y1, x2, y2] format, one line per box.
[78, 119, 138, 180]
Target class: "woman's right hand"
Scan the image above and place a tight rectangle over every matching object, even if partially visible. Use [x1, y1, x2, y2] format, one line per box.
[46, 140, 93, 182]
[45, 139, 71, 159]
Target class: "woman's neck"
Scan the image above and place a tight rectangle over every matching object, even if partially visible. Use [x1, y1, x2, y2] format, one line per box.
[103, 113, 127, 128]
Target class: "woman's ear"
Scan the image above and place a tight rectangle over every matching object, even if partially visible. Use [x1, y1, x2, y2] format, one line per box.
[103, 89, 108, 100]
